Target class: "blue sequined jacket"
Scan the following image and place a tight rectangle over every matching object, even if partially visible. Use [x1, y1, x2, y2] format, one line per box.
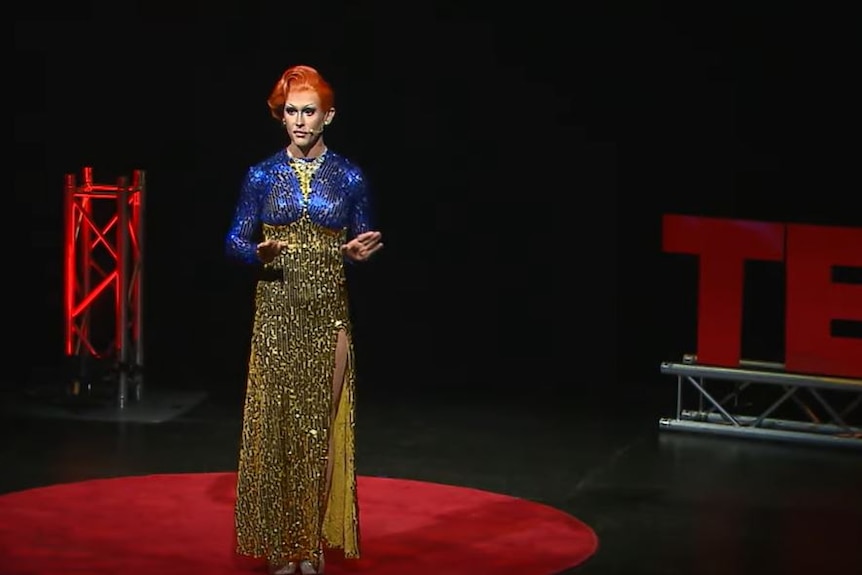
[225, 149, 375, 265]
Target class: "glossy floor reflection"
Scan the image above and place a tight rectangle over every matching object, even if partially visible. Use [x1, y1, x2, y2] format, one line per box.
[1, 377, 860, 575]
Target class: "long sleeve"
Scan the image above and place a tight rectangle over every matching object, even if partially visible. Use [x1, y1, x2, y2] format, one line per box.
[225, 168, 262, 265]
[347, 167, 374, 240]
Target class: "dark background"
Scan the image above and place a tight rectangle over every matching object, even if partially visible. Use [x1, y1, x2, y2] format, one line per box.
[15, 2, 860, 403]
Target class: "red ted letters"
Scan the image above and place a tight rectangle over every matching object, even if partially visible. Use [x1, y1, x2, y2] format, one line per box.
[662, 214, 862, 379]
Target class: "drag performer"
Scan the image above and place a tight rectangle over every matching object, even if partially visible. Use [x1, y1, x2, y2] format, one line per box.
[225, 64, 383, 575]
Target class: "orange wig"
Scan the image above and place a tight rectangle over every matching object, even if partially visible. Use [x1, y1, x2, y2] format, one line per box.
[267, 65, 335, 120]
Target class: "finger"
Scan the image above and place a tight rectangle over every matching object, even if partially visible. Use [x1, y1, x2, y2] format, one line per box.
[365, 243, 384, 257]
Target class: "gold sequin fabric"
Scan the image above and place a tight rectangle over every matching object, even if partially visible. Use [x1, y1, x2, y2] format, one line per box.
[234, 156, 360, 566]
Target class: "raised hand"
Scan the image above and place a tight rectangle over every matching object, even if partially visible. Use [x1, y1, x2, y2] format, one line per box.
[256, 239, 284, 264]
[341, 231, 383, 262]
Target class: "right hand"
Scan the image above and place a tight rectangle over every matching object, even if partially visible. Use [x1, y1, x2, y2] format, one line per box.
[256, 240, 285, 264]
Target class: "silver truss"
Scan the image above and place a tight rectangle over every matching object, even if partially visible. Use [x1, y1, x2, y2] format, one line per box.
[659, 356, 862, 449]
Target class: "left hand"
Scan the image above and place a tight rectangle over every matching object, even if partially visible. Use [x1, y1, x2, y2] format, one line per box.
[341, 231, 383, 262]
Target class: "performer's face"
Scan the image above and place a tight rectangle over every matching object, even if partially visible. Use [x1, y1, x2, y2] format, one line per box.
[283, 90, 333, 146]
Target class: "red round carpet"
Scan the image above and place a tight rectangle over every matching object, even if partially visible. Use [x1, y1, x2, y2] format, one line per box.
[0, 472, 598, 574]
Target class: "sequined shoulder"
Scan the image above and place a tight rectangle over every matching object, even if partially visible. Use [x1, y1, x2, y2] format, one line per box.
[322, 151, 367, 192]
[247, 150, 290, 178]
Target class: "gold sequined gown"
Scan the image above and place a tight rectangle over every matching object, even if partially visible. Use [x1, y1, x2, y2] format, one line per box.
[225, 149, 375, 565]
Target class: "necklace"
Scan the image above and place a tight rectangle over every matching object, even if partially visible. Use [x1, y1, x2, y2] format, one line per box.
[288, 149, 327, 204]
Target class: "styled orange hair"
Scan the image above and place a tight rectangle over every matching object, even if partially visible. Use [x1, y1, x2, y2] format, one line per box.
[267, 65, 335, 120]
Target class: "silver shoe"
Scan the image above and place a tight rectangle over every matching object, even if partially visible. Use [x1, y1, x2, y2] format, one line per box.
[299, 555, 324, 575]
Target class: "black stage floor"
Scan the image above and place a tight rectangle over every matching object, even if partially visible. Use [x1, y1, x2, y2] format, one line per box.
[1, 372, 860, 575]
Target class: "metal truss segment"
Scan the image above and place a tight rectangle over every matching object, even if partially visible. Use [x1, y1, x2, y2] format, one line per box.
[660, 358, 862, 449]
[63, 166, 146, 409]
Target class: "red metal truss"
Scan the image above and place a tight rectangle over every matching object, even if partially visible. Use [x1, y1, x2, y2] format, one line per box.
[64, 167, 146, 408]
